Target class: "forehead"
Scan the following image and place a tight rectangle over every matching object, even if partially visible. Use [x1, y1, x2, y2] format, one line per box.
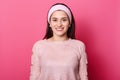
[51, 10, 68, 18]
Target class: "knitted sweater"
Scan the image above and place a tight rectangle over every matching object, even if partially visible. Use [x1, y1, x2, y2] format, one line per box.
[30, 39, 88, 80]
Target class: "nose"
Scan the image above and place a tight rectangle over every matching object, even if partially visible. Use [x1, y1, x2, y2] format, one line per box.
[57, 21, 62, 27]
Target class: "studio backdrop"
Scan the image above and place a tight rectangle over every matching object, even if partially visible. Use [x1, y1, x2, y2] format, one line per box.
[0, 0, 120, 80]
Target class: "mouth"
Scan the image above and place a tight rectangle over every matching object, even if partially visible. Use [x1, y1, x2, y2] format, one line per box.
[55, 27, 64, 31]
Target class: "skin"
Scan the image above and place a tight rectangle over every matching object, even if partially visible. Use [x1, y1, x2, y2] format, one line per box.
[48, 10, 70, 41]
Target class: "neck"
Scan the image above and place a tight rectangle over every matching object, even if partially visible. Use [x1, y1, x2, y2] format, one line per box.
[51, 35, 69, 42]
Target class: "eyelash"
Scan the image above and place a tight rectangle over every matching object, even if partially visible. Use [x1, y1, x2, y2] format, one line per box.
[63, 19, 67, 21]
[53, 20, 57, 21]
[52, 19, 67, 22]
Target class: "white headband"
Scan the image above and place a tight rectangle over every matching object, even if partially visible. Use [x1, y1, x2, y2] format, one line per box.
[48, 5, 72, 23]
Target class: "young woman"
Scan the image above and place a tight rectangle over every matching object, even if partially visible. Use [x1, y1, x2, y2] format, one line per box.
[30, 3, 88, 80]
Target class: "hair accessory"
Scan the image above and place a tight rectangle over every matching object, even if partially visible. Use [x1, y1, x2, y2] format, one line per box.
[48, 5, 72, 23]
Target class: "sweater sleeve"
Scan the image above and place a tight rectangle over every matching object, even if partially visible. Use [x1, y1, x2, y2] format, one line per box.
[79, 43, 88, 80]
[30, 42, 41, 80]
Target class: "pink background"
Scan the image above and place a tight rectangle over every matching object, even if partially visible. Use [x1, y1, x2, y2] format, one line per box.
[0, 0, 120, 80]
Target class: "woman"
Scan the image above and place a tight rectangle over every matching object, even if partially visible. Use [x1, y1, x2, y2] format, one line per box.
[30, 3, 88, 80]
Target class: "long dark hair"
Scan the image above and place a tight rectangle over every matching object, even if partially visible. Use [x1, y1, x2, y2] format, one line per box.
[43, 3, 75, 39]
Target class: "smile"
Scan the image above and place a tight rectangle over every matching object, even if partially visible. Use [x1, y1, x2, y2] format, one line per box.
[55, 27, 64, 31]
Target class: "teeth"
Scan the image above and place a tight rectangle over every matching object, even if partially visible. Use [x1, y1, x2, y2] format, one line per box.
[56, 28, 63, 31]
[57, 28, 62, 30]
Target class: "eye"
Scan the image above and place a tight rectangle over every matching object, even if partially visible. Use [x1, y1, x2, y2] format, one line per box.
[62, 18, 68, 22]
[51, 18, 57, 22]
[52, 19, 57, 21]
[63, 19, 67, 21]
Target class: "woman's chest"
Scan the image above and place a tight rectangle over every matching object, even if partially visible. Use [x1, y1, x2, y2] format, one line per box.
[40, 44, 80, 68]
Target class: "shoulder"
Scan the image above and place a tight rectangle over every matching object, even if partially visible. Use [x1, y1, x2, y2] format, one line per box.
[32, 39, 46, 52]
[70, 39, 87, 60]
[70, 39, 86, 48]
[33, 40, 45, 47]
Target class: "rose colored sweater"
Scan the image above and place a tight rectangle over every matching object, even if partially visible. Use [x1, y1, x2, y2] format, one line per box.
[30, 39, 88, 80]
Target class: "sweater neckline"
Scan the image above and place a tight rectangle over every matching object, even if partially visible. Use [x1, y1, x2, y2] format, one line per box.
[44, 38, 72, 44]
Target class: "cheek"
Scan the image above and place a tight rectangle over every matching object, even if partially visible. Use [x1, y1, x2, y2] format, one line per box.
[50, 23, 54, 28]
[64, 23, 70, 28]
[50, 22, 57, 27]
[64, 21, 70, 26]
[50, 24, 56, 31]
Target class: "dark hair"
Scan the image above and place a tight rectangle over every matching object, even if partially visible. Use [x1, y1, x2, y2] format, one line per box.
[43, 3, 75, 39]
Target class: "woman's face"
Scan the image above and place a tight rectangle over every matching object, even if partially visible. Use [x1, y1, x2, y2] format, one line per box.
[49, 10, 70, 37]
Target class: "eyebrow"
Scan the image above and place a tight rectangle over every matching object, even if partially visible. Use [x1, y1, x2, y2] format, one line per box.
[51, 17, 68, 19]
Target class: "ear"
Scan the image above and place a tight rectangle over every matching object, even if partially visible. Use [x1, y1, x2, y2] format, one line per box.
[49, 21, 52, 27]
[49, 23, 51, 27]
[69, 24, 70, 27]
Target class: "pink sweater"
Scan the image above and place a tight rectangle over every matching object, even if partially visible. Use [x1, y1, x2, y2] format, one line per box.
[30, 39, 88, 80]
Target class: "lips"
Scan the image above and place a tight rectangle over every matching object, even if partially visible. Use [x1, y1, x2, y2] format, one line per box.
[55, 27, 64, 31]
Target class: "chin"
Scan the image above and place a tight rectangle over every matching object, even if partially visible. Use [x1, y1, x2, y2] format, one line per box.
[55, 33, 67, 37]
